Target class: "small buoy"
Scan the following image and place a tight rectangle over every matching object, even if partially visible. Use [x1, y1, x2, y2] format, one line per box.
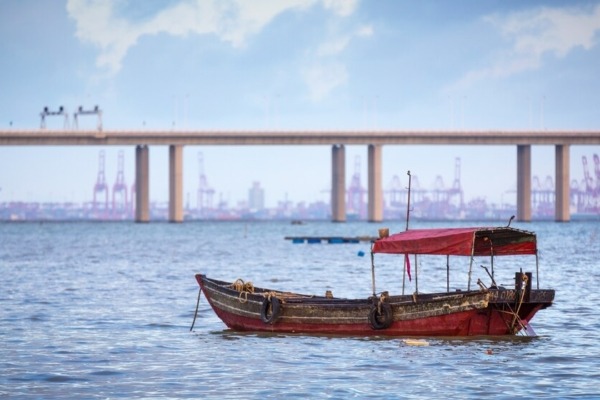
[402, 339, 429, 346]
[357, 250, 365, 257]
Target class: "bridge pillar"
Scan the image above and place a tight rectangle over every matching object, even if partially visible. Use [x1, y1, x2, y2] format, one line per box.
[555, 144, 570, 222]
[516, 145, 531, 222]
[169, 145, 184, 223]
[368, 144, 383, 222]
[135, 145, 150, 223]
[331, 144, 346, 222]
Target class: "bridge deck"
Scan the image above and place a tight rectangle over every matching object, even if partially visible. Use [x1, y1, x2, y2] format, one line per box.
[1, 129, 600, 145]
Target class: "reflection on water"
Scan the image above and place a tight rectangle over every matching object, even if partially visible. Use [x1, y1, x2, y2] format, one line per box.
[1, 220, 599, 398]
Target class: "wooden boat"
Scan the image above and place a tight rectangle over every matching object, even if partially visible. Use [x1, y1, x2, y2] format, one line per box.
[193, 225, 555, 336]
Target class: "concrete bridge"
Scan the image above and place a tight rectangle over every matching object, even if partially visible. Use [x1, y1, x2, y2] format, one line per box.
[2, 128, 600, 222]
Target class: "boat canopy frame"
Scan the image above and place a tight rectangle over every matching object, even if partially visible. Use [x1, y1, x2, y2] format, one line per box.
[369, 226, 539, 295]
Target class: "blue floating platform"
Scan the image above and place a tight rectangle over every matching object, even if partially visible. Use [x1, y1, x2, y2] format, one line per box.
[285, 236, 377, 244]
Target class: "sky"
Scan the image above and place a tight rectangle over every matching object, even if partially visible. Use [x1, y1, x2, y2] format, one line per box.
[1, 0, 600, 208]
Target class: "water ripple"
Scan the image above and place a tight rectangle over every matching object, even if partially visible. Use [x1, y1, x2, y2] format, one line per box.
[1, 220, 599, 398]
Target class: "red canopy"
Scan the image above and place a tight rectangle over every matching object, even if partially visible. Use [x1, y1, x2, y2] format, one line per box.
[372, 227, 536, 256]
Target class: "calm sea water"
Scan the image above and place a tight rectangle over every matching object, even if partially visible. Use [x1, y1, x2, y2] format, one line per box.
[1, 220, 599, 399]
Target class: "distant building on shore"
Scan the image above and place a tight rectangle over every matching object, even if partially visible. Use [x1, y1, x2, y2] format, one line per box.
[248, 181, 265, 211]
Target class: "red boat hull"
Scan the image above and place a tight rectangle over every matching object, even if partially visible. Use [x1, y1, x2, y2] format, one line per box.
[195, 275, 554, 337]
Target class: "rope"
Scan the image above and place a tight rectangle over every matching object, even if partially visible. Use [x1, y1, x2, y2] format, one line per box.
[230, 278, 255, 293]
[490, 276, 531, 336]
[370, 292, 390, 314]
[496, 274, 528, 335]
[230, 278, 313, 304]
[262, 291, 291, 304]
[262, 291, 278, 300]
[378, 292, 389, 313]
[497, 304, 529, 336]
[510, 290, 525, 333]
[189, 288, 202, 332]
[494, 306, 520, 334]
[229, 278, 255, 303]
[262, 290, 311, 303]
[510, 275, 528, 334]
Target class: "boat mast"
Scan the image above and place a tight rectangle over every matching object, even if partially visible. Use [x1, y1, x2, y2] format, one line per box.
[402, 170, 412, 295]
[405, 170, 412, 231]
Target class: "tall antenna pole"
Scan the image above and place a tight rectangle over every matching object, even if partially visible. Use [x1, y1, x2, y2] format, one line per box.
[402, 170, 412, 295]
[405, 170, 412, 231]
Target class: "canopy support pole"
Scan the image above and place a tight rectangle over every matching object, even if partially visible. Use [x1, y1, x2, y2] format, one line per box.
[535, 251, 540, 290]
[468, 233, 476, 291]
[468, 257, 474, 291]
[414, 254, 419, 295]
[446, 255, 450, 293]
[490, 239, 495, 281]
[370, 246, 376, 296]
[402, 256, 407, 295]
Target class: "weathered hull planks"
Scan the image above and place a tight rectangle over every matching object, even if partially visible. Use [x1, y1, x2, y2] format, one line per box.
[196, 275, 554, 336]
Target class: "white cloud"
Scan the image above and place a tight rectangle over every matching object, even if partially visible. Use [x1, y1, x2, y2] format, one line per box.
[317, 36, 352, 56]
[67, 0, 365, 103]
[500, 5, 600, 57]
[453, 4, 600, 89]
[216, 0, 318, 46]
[308, 24, 373, 99]
[356, 24, 373, 37]
[322, 0, 358, 17]
[316, 24, 372, 56]
[302, 62, 348, 101]
[66, 0, 352, 74]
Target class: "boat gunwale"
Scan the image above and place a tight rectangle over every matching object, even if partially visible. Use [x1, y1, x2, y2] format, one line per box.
[197, 274, 553, 308]
[195, 274, 555, 335]
[198, 274, 489, 301]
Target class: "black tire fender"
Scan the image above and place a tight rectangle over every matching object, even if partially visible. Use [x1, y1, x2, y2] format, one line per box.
[369, 302, 393, 330]
[260, 296, 281, 324]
